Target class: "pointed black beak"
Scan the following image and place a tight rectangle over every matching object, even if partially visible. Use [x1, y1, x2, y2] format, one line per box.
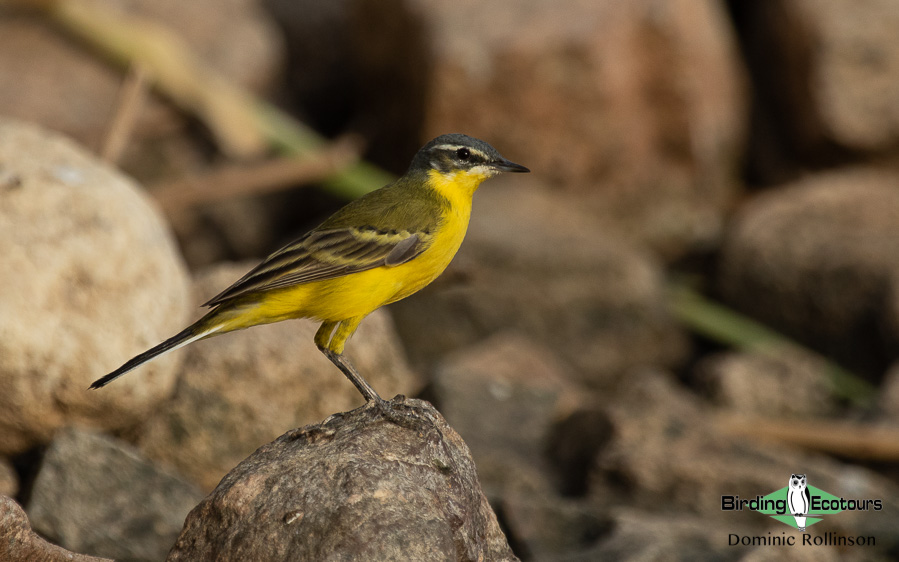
[491, 158, 530, 173]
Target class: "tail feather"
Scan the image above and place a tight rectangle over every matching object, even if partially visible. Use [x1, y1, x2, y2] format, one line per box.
[90, 325, 219, 389]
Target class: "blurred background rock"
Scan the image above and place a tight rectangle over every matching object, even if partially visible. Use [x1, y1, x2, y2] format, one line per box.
[2, 0, 899, 559]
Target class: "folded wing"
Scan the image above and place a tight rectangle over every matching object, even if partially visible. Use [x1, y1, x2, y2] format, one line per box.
[203, 227, 429, 307]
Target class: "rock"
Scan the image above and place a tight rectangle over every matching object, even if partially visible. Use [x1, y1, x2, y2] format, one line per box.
[26, 427, 204, 562]
[0, 119, 190, 455]
[391, 181, 689, 385]
[591, 369, 787, 517]
[718, 168, 899, 377]
[726, 2, 844, 185]
[136, 261, 422, 490]
[1, 495, 113, 562]
[499, 493, 610, 561]
[0, 457, 18, 499]
[877, 361, 899, 421]
[694, 350, 837, 417]
[571, 509, 734, 561]
[431, 332, 583, 496]
[411, 0, 745, 258]
[167, 398, 518, 561]
[730, 1, 899, 183]
[546, 408, 615, 497]
[0, 0, 282, 152]
[789, 0, 899, 152]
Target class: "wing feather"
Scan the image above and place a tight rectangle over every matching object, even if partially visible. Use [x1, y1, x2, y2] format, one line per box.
[202, 227, 429, 307]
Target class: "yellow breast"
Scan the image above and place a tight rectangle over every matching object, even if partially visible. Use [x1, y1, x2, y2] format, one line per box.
[382, 167, 484, 299]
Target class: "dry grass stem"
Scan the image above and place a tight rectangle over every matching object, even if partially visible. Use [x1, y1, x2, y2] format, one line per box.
[152, 136, 364, 214]
[99, 63, 149, 163]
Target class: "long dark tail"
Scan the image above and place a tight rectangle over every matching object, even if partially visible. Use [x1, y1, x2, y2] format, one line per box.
[89, 323, 220, 389]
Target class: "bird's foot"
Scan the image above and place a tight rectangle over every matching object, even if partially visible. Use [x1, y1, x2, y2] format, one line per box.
[367, 395, 425, 429]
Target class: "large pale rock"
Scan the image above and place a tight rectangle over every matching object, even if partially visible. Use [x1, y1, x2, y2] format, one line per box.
[167, 398, 518, 561]
[718, 168, 899, 377]
[1, 496, 112, 562]
[412, 0, 746, 258]
[26, 427, 204, 562]
[137, 261, 422, 490]
[391, 180, 688, 386]
[0, 120, 190, 455]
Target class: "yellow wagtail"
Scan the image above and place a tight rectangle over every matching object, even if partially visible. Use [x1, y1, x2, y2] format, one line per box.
[91, 134, 529, 404]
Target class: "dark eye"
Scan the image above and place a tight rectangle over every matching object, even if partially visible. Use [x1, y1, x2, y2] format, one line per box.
[456, 147, 471, 160]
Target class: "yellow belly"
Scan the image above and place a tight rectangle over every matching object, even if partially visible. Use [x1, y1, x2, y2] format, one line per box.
[230, 206, 470, 327]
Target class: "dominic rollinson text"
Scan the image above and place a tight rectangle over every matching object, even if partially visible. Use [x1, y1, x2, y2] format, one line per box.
[729, 532, 875, 547]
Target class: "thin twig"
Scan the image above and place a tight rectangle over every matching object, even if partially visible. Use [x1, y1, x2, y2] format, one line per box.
[152, 136, 364, 214]
[99, 63, 149, 163]
[719, 415, 899, 461]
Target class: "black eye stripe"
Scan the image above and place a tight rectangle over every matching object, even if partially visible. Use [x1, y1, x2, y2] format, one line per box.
[426, 144, 493, 172]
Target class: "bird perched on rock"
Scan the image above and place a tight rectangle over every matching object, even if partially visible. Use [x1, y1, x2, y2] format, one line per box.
[91, 134, 529, 406]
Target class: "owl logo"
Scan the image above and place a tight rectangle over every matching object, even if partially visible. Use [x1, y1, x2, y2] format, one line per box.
[788, 474, 810, 532]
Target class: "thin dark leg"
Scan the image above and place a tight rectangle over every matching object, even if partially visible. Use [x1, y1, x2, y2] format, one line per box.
[320, 348, 385, 404]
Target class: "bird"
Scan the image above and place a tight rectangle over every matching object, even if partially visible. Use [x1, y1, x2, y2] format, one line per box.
[787, 473, 810, 532]
[90, 133, 529, 406]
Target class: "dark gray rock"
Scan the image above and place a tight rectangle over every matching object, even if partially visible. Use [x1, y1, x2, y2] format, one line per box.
[1, 495, 112, 562]
[26, 427, 204, 562]
[167, 397, 518, 561]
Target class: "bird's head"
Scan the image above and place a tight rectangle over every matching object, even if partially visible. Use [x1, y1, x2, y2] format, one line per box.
[411, 133, 529, 198]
